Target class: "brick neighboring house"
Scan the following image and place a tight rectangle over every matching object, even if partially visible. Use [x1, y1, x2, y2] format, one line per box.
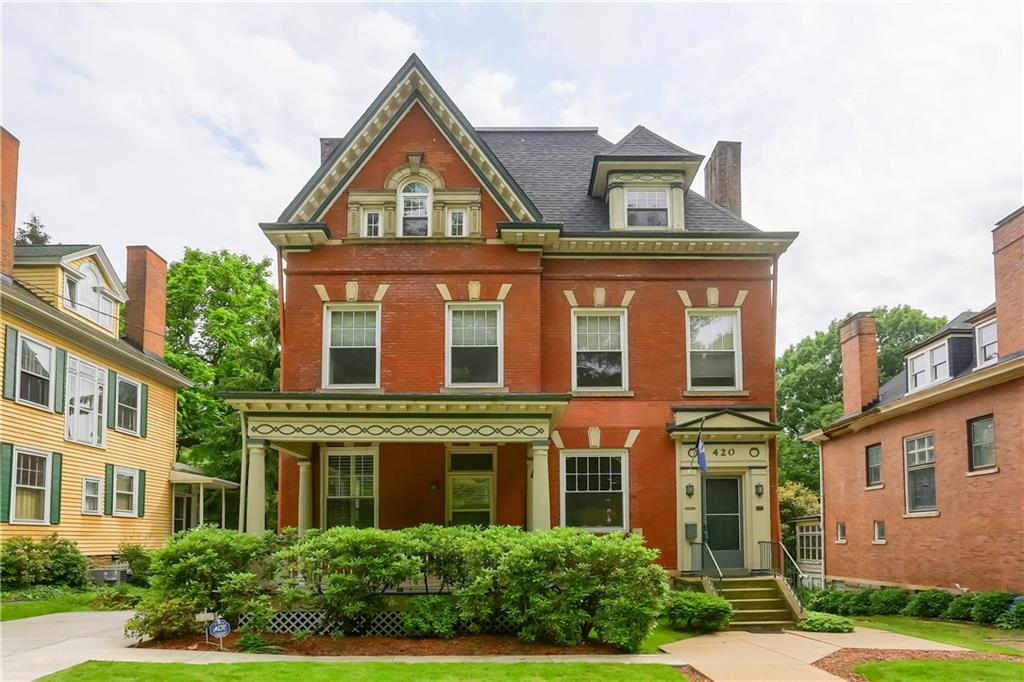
[807, 206, 1024, 592]
[226, 55, 797, 575]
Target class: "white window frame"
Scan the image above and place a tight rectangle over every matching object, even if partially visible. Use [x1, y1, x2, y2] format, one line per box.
[873, 520, 886, 543]
[685, 308, 743, 391]
[559, 449, 630, 533]
[445, 302, 504, 388]
[447, 208, 467, 237]
[10, 447, 52, 525]
[904, 432, 937, 513]
[64, 355, 107, 448]
[14, 332, 55, 412]
[69, 263, 116, 331]
[362, 210, 382, 238]
[624, 187, 670, 228]
[795, 522, 822, 563]
[320, 446, 379, 529]
[321, 303, 382, 389]
[445, 446, 497, 526]
[398, 180, 431, 237]
[82, 475, 102, 515]
[112, 466, 140, 517]
[907, 340, 950, 393]
[975, 320, 998, 368]
[835, 521, 847, 543]
[968, 415, 996, 471]
[571, 308, 629, 392]
[114, 375, 142, 436]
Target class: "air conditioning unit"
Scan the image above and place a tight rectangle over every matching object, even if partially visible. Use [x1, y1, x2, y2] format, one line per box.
[88, 568, 121, 585]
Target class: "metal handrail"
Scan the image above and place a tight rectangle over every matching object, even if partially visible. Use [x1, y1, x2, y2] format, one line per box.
[702, 543, 724, 595]
[780, 543, 805, 580]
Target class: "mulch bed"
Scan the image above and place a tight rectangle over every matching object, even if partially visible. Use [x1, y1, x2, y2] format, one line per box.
[140, 631, 619, 656]
[812, 648, 1023, 681]
[676, 664, 713, 682]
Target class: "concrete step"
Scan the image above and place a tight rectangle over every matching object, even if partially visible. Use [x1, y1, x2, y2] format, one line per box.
[730, 619, 798, 632]
[729, 608, 794, 620]
[728, 598, 788, 611]
[720, 578, 779, 589]
[721, 587, 780, 597]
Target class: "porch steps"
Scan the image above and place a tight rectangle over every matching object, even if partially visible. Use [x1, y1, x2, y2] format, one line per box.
[719, 577, 799, 631]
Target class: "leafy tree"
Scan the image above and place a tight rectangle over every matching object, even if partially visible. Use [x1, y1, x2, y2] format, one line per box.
[165, 249, 280, 528]
[778, 480, 821, 552]
[15, 213, 51, 245]
[776, 305, 946, 491]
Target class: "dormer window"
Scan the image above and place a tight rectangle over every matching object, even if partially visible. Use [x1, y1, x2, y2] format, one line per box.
[625, 189, 668, 227]
[908, 342, 949, 392]
[66, 263, 116, 331]
[976, 320, 998, 367]
[399, 181, 430, 237]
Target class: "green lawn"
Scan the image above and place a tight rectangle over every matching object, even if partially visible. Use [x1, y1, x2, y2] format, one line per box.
[0, 592, 101, 621]
[855, 615, 1024, 656]
[41, 661, 686, 681]
[639, 619, 700, 653]
[854, 659, 1024, 682]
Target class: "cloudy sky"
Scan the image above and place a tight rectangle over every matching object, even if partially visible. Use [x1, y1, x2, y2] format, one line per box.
[4, 3, 1021, 349]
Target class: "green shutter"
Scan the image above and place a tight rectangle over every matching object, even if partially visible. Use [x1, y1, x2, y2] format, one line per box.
[137, 469, 146, 517]
[106, 370, 117, 428]
[49, 452, 62, 524]
[140, 384, 149, 437]
[3, 327, 18, 400]
[104, 463, 114, 516]
[0, 443, 12, 523]
[53, 349, 67, 414]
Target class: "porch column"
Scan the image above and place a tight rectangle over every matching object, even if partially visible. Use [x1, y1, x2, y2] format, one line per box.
[527, 440, 551, 531]
[245, 439, 267, 534]
[297, 460, 312, 534]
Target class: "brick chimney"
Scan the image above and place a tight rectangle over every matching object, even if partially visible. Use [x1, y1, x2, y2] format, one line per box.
[1, 128, 19, 275]
[705, 140, 741, 217]
[840, 312, 880, 415]
[993, 206, 1024, 357]
[124, 246, 167, 358]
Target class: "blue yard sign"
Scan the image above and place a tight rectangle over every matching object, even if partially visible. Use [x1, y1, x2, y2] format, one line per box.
[209, 618, 231, 639]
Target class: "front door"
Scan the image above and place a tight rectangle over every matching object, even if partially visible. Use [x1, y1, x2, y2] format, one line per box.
[173, 494, 192, 532]
[703, 477, 744, 568]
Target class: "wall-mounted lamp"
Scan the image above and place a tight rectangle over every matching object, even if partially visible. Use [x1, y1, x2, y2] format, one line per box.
[755, 483, 765, 497]
[685, 483, 695, 497]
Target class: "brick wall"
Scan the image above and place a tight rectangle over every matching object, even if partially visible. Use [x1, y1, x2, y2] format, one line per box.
[821, 378, 1024, 591]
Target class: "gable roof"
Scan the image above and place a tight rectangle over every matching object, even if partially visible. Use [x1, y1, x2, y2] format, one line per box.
[279, 54, 542, 225]
[13, 243, 128, 301]
[606, 125, 701, 157]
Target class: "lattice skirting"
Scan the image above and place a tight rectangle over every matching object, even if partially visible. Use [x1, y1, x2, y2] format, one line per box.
[239, 610, 518, 637]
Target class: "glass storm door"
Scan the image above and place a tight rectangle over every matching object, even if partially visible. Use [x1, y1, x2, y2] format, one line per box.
[173, 494, 192, 532]
[703, 477, 744, 568]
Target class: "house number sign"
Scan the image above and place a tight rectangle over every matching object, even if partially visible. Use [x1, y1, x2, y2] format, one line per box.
[686, 446, 762, 459]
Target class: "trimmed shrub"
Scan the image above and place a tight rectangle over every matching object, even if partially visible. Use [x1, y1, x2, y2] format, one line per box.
[124, 595, 205, 641]
[799, 611, 854, 633]
[942, 593, 978, 621]
[0, 535, 88, 589]
[902, 589, 953, 618]
[41, 536, 90, 588]
[403, 596, 458, 639]
[805, 590, 847, 615]
[118, 543, 152, 585]
[663, 591, 733, 632]
[995, 599, 1024, 631]
[220, 572, 274, 633]
[971, 591, 1015, 625]
[869, 589, 910, 615]
[838, 588, 875, 616]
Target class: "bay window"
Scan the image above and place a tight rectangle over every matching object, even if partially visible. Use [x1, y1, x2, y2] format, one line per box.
[686, 309, 741, 389]
[324, 305, 380, 388]
[573, 310, 627, 390]
[447, 304, 501, 387]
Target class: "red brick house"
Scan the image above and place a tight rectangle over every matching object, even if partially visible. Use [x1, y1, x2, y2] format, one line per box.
[226, 55, 797, 575]
[807, 206, 1024, 592]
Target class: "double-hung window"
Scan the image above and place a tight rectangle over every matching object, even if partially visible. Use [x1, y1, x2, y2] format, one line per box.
[325, 450, 376, 528]
[447, 304, 501, 387]
[873, 521, 886, 543]
[82, 476, 102, 515]
[865, 443, 882, 486]
[835, 522, 847, 543]
[363, 211, 381, 238]
[399, 181, 430, 236]
[626, 189, 668, 227]
[976, 321, 998, 366]
[115, 376, 141, 435]
[561, 451, 628, 532]
[324, 305, 380, 388]
[908, 343, 949, 391]
[904, 434, 936, 512]
[15, 334, 54, 410]
[113, 466, 139, 516]
[65, 356, 106, 447]
[572, 310, 627, 390]
[686, 309, 741, 389]
[967, 415, 995, 471]
[11, 448, 50, 524]
[448, 209, 466, 237]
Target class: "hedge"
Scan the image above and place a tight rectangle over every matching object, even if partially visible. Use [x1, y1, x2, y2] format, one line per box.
[663, 591, 733, 631]
[0, 535, 89, 589]
[799, 611, 854, 633]
[804, 587, 1023, 626]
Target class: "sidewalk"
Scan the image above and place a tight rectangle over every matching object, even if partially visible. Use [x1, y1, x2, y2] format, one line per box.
[661, 627, 964, 681]
[1, 611, 684, 681]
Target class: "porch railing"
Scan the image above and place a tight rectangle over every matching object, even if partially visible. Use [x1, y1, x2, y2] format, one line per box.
[688, 541, 724, 595]
[758, 540, 817, 607]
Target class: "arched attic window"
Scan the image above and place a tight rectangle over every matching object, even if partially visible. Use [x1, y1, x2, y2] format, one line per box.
[399, 181, 431, 237]
[71, 263, 115, 330]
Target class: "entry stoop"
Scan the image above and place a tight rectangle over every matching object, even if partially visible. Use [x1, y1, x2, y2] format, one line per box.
[719, 577, 799, 631]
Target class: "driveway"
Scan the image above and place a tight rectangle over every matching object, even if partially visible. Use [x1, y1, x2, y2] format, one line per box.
[661, 627, 965, 681]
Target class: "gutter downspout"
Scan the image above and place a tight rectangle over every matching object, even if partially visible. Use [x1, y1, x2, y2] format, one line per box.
[770, 255, 782, 556]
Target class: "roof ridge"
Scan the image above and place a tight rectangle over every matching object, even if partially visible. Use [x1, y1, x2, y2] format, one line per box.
[608, 124, 700, 157]
[476, 127, 599, 133]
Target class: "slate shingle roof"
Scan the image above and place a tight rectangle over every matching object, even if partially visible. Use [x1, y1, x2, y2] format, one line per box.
[903, 311, 978, 355]
[604, 125, 701, 157]
[14, 244, 94, 258]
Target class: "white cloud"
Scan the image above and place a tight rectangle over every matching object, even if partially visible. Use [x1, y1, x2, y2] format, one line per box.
[547, 79, 578, 95]
[447, 68, 523, 125]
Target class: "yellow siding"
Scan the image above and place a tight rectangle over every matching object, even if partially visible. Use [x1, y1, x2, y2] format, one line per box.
[11, 265, 61, 306]
[0, 312, 179, 556]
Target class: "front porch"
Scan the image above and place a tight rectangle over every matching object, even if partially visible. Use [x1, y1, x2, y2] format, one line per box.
[224, 392, 569, 535]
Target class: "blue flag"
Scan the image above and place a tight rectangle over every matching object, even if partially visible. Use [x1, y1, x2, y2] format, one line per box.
[696, 434, 708, 474]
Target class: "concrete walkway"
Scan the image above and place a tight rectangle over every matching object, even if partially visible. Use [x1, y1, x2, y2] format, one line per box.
[661, 626, 965, 682]
[0, 611, 684, 681]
